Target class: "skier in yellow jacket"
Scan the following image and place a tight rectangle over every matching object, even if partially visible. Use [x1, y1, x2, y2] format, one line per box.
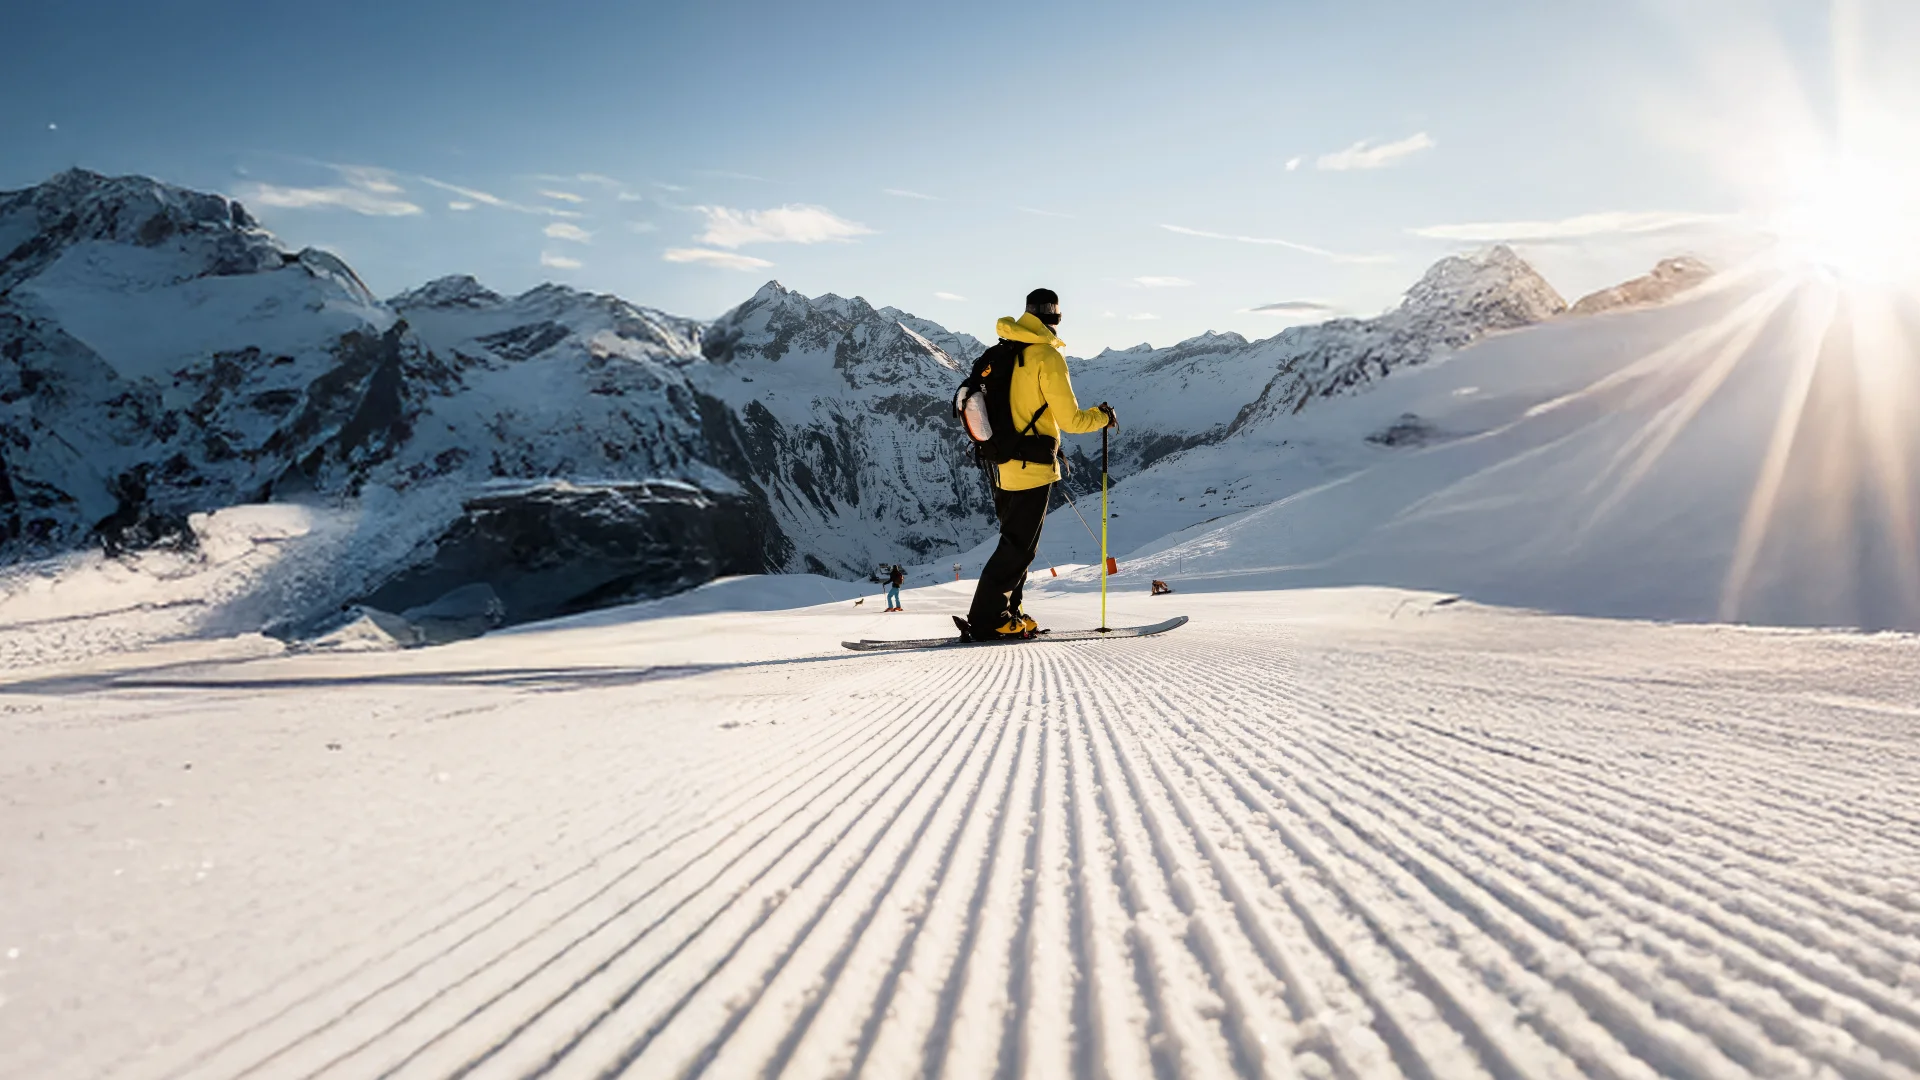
[963, 288, 1117, 640]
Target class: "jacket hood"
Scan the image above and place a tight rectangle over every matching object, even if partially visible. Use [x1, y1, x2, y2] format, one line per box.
[996, 311, 1065, 348]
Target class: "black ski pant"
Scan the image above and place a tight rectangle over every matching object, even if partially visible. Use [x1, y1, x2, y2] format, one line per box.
[968, 482, 1051, 632]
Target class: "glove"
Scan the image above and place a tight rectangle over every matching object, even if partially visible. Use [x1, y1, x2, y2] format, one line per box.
[1098, 403, 1118, 430]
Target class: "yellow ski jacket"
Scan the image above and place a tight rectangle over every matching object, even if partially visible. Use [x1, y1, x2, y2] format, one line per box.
[992, 311, 1111, 491]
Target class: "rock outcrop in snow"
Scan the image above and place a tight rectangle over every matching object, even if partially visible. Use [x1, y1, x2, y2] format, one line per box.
[1570, 255, 1713, 316]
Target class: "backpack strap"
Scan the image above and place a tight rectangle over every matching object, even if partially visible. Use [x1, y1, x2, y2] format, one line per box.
[1015, 346, 1053, 469]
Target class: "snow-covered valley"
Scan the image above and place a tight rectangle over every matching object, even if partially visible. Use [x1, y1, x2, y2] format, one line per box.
[4, 582, 1917, 1079]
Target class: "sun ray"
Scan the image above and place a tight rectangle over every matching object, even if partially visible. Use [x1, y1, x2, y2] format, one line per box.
[1525, 265, 1786, 425]
[1843, 285, 1920, 618]
[1719, 278, 1841, 621]
[1579, 280, 1797, 529]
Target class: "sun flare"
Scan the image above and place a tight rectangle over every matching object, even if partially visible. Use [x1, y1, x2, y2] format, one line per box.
[1771, 156, 1920, 284]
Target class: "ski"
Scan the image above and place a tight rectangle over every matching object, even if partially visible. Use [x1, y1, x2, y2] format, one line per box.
[843, 615, 1188, 652]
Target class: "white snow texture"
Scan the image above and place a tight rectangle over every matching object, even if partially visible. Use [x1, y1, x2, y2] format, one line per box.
[3, 585, 1918, 1079]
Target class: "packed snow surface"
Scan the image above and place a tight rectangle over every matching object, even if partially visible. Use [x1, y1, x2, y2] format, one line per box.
[5, 580, 1918, 1079]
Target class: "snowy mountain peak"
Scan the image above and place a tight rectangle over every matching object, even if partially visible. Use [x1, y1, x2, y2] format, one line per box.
[702, 279, 969, 378]
[0, 168, 281, 292]
[746, 279, 800, 305]
[6, 168, 259, 235]
[1400, 244, 1567, 326]
[809, 292, 875, 320]
[388, 274, 506, 311]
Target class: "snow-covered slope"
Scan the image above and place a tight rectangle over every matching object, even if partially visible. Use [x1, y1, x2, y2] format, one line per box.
[1049, 265, 1920, 631]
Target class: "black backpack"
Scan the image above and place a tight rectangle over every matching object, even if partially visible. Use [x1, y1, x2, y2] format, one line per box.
[952, 339, 1056, 466]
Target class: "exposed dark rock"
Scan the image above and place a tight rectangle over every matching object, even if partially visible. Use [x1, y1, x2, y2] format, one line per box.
[357, 480, 787, 625]
[1366, 413, 1442, 448]
[400, 582, 506, 643]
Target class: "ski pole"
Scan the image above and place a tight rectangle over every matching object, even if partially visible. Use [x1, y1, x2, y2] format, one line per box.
[1058, 487, 1101, 548]
[1099, 424, 1109, 632]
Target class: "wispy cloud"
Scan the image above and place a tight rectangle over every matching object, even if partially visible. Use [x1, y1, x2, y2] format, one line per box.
[1317, 132, 1435, 171]
[1409, 210, 1733, 242]
[235, 163, 422, 216]
[448, 201, 476, 211]
[935, 291, 967, 301]
[1018, 206, 1074, 219]
[1134, 276, 1194, 288]
[697, 204, 873, 247]
[1160, 223, 1393, 264]
[540, 189, 586, 204]
[574, 173, 648, 202]
[885, 188, 940, 200]
[417, 176, 583, 218]
[544, 222, 593, 243]
[1285, 156, 1303, 172]
[236, 181, 421, 217]
[1245, 299, 1337, 318]
[334, 165, 405, 194]
[655, 182, 688, 193]
[1127, 313, 1161, 321]
[540, 252, 583, 270]
[696, 170, 774, 183]
[664, 247, 775, 270]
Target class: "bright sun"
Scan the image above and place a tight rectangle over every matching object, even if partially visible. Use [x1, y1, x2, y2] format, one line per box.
[1772, 156, 1920, 285]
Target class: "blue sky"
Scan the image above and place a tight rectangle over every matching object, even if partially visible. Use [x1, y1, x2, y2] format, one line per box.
[1, 0, 1900, 353]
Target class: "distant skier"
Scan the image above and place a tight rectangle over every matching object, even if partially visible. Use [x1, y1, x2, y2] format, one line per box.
[885, 564, 905, 611]
[960, 288, 1117, 641]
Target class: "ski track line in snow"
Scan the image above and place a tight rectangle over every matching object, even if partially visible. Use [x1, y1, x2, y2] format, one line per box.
[10, 611, 1920, 1080]
[172, 692, 862, 1079]
[266, 680, 947, 1080]
[1128, 632, 1920, 1078]
[133, 683, 856, 1079]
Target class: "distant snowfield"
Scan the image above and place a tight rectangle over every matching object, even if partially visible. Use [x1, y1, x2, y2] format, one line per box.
[5, 579, 1918, 1079]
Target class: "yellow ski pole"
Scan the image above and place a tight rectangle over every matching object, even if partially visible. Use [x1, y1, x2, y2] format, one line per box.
[1099, 423, 1110, 632]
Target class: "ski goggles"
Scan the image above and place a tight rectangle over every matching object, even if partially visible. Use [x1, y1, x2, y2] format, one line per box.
[1032, 303, 1061, 326]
